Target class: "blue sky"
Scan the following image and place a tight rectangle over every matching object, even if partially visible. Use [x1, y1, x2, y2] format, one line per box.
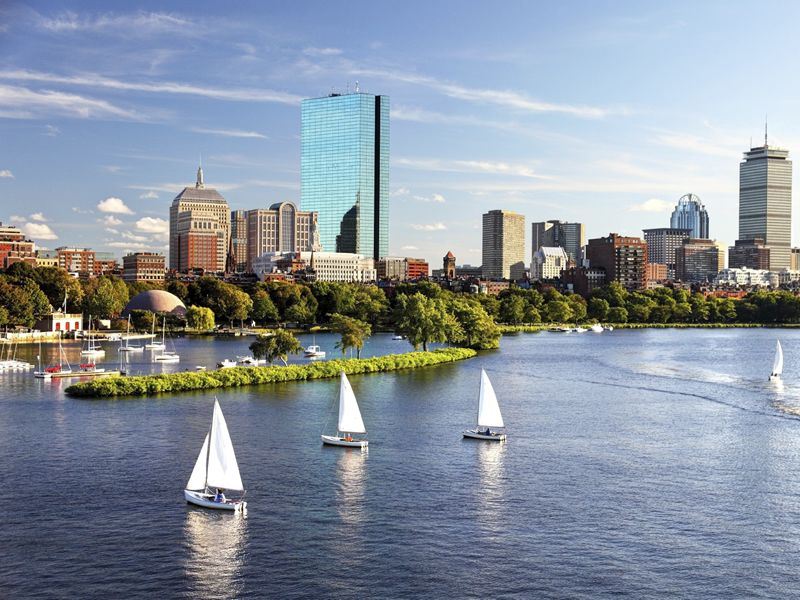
[1, 1, 800, 267]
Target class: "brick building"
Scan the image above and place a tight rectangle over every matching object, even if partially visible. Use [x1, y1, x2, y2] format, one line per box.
[586, 233, 647, 291]
[0, 222, 36, 269]
[123, 252, 166, 283]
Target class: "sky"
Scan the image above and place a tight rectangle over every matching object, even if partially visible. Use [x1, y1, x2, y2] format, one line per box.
[2, 1, 800, 267]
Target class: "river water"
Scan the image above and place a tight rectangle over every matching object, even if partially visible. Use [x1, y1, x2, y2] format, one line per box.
[2, 329, 800, 598]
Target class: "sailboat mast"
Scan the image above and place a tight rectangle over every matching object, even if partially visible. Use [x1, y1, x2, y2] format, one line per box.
[204, 407, 214, 490]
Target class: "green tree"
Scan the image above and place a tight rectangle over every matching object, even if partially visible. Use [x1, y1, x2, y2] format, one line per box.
[22, 280, 51, 321]
[218, 285, 253, 324]
[544, 299, 573, 323]
[5, 261, 35, 280]
[249, 329, 302, 366]
[82, 277, 126, 318]
[34, 267, 83, 311]
[566, 294, 587, 322]
[129, 309, 156, 332]
[499, 294, 526, 324]
[394, 292, 460, 351]
[607, 306, 628, 323]
[186, 306, 215, 330]
[250, 290, 279, 324]
[0, 278, 36, 326]
[450, 298, 501, 349]
[166, 280, 189, 302]
[523, 304, 541, 324]
[330, 313, 372, 358]
[588, 297, 610, 320]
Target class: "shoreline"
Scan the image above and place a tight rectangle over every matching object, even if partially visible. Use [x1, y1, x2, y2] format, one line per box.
[498, 323, 798, 334]
[65, 347, 477, 399]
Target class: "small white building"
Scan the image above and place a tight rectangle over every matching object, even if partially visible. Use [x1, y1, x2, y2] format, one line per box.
[35, 311, 84, 333]
[714, 267, 773, 288]
[531, 246, 568, 281]
[253, 251, 376, 283]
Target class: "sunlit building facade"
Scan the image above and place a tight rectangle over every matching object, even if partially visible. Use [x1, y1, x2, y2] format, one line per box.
[301, 92, 389, 260]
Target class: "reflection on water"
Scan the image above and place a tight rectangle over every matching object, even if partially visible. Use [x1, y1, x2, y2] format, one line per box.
[334, 449, 367, 527]
[474, 441, 507, 534]
[183, 508, 248, 597]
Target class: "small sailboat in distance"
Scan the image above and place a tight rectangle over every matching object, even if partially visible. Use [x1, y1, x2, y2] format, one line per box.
[321, 372, 368, 448]
[463, 369, 506, 441]
[770, 340, 784, 381]
[184, 399, 247, 512]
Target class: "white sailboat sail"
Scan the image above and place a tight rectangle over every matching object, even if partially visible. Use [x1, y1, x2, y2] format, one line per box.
[186, 400, 244, 492]
[772, 340, 784, 376]
[476, 369, 504, 428]
[337, 372, 366, 434]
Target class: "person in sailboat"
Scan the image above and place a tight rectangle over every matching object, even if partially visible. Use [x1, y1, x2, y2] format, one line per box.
[485, 427, 491, 436]
[214, 488, 226, 503]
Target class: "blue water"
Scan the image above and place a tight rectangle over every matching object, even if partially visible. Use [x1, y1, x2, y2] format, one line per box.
[2, 329, 800, 598]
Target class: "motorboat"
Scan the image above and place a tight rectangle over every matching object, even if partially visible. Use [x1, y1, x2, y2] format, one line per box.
[770, 340, 783, 381]
[392, 334, 405, 340]
[603, 325, 614, 331]
[572, 327, 587, 333]
[184, 398, 247, 512]
[589, 324, 604, 333]
[321, 371, 368, 448]
[304, 344, 326, 359]
[463, 369, 506, 441]
[236, 356, 266, 366]
[217, 359, 237, 369]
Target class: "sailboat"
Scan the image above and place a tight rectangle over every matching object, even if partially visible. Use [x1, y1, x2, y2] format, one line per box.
[80, 315, 105, 358]
[154, 317, 179, 363]
[184, 399, 247, 512]
[770, 340, 784, 381]
[463, 369, 506, 441]
[321, 372, 368, 448]
[34, 336, 73, 379]
[119, 315, 143, 353]
[145, 318, 165, 350]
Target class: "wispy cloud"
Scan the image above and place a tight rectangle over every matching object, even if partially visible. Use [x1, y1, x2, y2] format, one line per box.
[0, 84, 140, 120]
[303, 47, 343, 56]
[102, 165, 125, 173]
[190, 127, 268, 139]
[21, 222, 57, 240]
[97, 197, 134, 214]
[44, 124, 60, 136]
[413, 193, 446, 203]
[401, 245, 419, 250]
[391, 187, 410, 197]
[411, 223, 447, 231]
[100, 215, 122, 226]
[0, 169, 13, 178]
[139, 190, 159, 200]
[395, 157, 550, 179]
[29, 212, 47, 222]
[627, 198, 673, 213]
[651, 129, 742, 159]
[0, 70, 301, 106]
[36, 10, 197, 35]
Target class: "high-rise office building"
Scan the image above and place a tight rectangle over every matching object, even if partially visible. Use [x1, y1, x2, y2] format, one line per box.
[642, 227, 691, 279]
[230, 210, 248, 273]
[675, 239, 724, 282]
[738, 135, 792, 269]
[301, 91, 389, 261]
[670, 194, 709, 239]
[169, 167, 230, 272]
[482, 210, 525, 280]
[531, 220, 585, 263]
[246, 202, 319, 271]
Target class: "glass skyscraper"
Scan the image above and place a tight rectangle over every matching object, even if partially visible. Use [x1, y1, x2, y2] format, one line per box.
[301, 92, 389, 260]
[669, 193, 709, 239]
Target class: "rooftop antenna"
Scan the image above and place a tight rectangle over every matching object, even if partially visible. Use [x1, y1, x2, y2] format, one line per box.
[346, 81, 350, 93]
[764, 114, 768, 147]
[355, 80, 359, 93]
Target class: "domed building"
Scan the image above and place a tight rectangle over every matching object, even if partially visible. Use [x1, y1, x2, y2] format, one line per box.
[122, 290, 187, 318]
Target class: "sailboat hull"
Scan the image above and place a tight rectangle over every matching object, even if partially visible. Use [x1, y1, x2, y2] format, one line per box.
[463, 429, 506, 441]
[321, 434, 368, 448]
[184, 490, 246, 511]
[769, 374, 781, 381]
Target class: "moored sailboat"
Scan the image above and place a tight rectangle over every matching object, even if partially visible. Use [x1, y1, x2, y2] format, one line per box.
[463, 369, 506, 441]
[153, 317, 179, 363]
[80, 316, 105, 358]
[119, 315, 143, 353]
[184, 399, 247, 512]
[770, 340, 784, 381]
[321, 372, 368, 448]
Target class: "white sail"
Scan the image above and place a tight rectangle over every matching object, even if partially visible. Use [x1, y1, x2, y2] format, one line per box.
[772, 340, 784, 376]
[337, 372, 366, 434]
[206, 400, 244, 491]
[476, 369, 504, 428]
[186, 434, 210, 491]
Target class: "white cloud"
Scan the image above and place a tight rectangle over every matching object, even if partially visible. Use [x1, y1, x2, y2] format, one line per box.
[103, 165, 124, 173]
[44, 124, 60, 136]
[391, 187, 410, 197]
[21, 222, 58, 240]
[412, 193, 446, 203]
[303, 47, 343, 56]
[135, 217, 168, 234]
[121, 231, 149, 242]
[106, 241, 152, 249]
[37, 10, 196, 34]
[97, 196, 134, 214]
[628, 198, 674, 213]
[101, 215, 122, 226]
[0, 84, 140, 120]
[401, 245, 419, 250]
[395, 157, 550, 179]
[0, 169, 13, 178]
[411, 223, 447, 231]
[0, 70, 301, 106]
[9, 215, 25, 223]
[71, 206, 93, 214]
[190, 127, 268, 139]
[29, 212, 47, 222]
[139, 190, 159, 199]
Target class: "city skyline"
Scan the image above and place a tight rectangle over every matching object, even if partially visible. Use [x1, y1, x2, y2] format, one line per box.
[4, 3, 800, 266]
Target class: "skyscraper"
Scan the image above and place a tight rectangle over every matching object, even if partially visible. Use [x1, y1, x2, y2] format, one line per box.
[670, 194, 709, 239]
[169, 167, 230, 272]
[531, 220, 585, 263]
[482, 210, 525, 280]
[229, 210, 248, 273]
[586, 233, 647, 290]
[642, 227, 691, 279]
[738, 133, 792, 269]
[301, 91, 389, 261]
[245, 202, 319, 271]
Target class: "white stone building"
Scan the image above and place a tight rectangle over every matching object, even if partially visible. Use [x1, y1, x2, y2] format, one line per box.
[531, 246, 568, 281]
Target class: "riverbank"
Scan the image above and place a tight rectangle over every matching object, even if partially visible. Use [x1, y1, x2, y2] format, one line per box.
[498, 322, 797, 334]
[65, 347, 477, 398]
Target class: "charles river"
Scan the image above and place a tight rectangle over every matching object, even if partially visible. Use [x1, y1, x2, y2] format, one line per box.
[3, 329, 800, 598]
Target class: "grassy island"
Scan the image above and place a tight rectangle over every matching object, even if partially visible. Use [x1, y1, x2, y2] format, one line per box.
[65, 347, 477, 399]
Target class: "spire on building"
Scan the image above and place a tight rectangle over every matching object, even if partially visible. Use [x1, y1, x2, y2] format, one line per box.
[765, 115, 768, 147]
[196, 165, 205, 189]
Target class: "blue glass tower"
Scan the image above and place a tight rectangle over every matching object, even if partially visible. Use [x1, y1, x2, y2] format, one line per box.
[301, 92, 389, 260]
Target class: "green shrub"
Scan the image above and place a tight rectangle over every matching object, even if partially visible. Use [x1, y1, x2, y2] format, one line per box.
[65, 347, 477, 398]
